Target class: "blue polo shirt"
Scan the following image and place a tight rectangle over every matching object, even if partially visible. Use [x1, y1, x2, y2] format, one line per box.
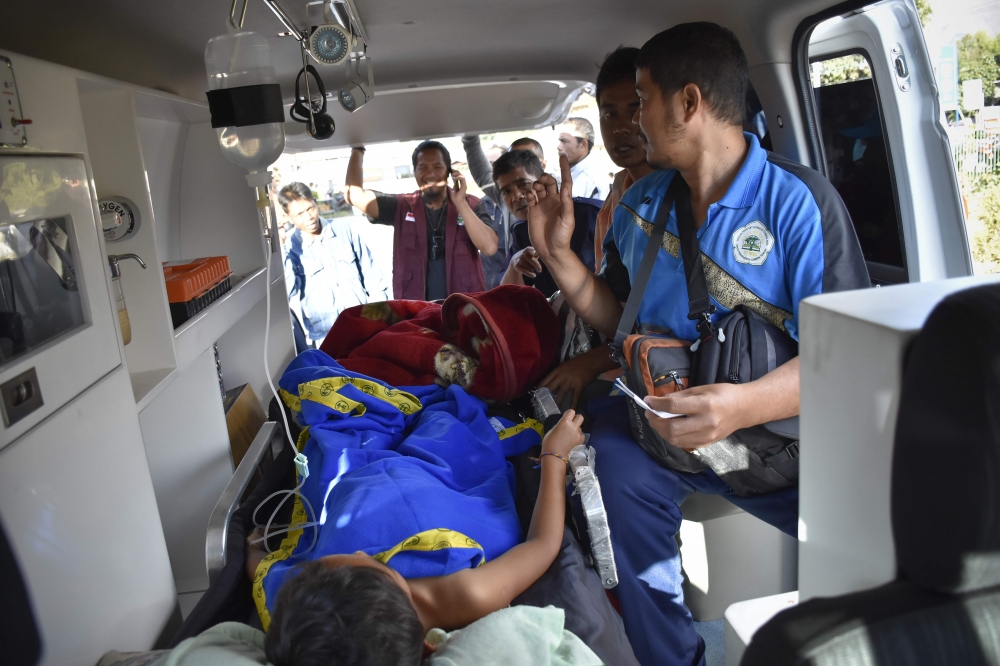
[602, 134, 869, 341]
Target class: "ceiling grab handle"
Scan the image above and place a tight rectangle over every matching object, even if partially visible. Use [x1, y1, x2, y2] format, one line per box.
[298, 41, 317, 137]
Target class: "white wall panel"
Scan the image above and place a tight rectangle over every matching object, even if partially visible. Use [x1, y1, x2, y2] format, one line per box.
[799, 276, 1000, 600]
[136, 117, 186, 263]
[0, 367, 175, 665]
[216, 271, 297, 413]
[139, 347, 232, 594]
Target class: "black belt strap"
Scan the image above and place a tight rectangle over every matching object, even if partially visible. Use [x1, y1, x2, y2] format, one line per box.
[674, 181, 716, 338]
[612, 176, 683, 364]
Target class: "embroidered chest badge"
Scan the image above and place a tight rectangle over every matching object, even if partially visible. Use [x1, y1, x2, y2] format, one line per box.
[405, 212, 416, 222]
[731, 221, 775, 266]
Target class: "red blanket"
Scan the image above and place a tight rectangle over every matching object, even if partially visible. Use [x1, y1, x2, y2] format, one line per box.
[319, 285, 559, 403]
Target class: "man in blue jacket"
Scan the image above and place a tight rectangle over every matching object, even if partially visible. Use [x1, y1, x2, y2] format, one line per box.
[280, 182, 389, 346]
[526, 23, 869, 666]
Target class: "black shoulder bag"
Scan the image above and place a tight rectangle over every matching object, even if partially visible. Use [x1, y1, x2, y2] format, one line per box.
[611, 175, 800, 496]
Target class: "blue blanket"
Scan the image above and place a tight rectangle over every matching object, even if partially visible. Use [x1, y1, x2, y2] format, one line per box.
[254, 350, 542, 629]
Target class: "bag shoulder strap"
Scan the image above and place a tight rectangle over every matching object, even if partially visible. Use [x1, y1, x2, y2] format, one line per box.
[612, 176, 682, 354]
[674, 178, 717, 340]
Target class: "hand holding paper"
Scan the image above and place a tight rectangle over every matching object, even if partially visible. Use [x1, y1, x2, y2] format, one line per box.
[614, 378, 682, 419]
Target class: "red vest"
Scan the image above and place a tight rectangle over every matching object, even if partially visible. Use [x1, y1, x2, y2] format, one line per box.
[391, 190, 486, 300]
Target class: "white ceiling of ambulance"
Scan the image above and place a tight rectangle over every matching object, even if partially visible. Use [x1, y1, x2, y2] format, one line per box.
[2, 0, 840, 100]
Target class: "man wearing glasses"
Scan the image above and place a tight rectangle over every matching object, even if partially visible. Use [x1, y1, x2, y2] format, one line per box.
[279, 182, 390, 347]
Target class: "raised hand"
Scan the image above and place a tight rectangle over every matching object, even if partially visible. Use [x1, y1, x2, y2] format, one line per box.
[527, 154, 576, 262]
[449, 170, 468, 204]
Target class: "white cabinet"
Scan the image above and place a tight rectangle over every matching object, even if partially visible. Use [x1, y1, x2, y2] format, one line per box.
[0, 153, 122, 448]
[0, 367, 175, 666]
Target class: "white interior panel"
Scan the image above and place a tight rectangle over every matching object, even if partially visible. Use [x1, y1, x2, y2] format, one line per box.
[283, 80, 590, 151]
[78, 83, 178, 393]
[139, 347, 234, 595]
[216, 268, 297, 413]
[798, 275, 1000, 600]
[0, 367, 176, 665]
[178, 123, 268, 278]
[0, 153, 122, 447]
[136, 117, 186, 263]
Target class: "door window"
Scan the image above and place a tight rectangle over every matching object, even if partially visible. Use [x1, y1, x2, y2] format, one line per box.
[810, 53, 906, 284]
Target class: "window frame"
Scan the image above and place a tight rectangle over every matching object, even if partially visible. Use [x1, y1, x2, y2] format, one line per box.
[811, 47, 908, 280]
[794, 7, 910, 282]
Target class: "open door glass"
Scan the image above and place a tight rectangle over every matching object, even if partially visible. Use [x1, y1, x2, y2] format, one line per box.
[807, 0, 973, 283]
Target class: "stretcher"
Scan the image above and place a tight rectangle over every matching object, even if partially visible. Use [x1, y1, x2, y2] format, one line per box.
[168, 399, 638, 666]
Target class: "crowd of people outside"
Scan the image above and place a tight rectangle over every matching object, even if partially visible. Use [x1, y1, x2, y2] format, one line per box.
[270, 105, 618, 351]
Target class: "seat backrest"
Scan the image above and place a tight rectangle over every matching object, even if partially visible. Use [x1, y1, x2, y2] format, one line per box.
[742, 283, 1000, 666]
[0, 516, 42, 666]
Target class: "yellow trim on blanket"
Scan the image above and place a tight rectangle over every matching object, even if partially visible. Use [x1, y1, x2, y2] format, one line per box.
[252, 488, 308, 632]
[284, 376, 423, 417]
[496, 418, 544, 441]
[279, 388, 301, 413]
[296, 426, 310, 453]
[373, 528, 487, 568]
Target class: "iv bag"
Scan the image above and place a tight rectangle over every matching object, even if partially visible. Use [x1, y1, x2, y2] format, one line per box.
[205, 31, 285, 184]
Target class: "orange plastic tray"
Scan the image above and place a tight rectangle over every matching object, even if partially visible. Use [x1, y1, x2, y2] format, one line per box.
[163, 257, 232, 303]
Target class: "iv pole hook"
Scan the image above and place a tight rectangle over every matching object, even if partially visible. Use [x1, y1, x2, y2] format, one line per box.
[229, 0, 249, 30]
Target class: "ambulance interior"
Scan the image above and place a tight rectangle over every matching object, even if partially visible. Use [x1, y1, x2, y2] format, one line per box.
[0, 0, 996, 664]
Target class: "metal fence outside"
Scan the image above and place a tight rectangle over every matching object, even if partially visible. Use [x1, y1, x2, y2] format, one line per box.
[950, 127, 1000, 175]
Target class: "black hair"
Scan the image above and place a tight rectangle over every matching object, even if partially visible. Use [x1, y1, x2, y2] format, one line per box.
[411, 140, 452, 174]
[277, 182, 316, 214]
[265, 562, 424, 666]
[635, 22, 748, 127]
[492, 149, 544, 184]
[596, 46, 641, 105]
[509, 137, 544, 159]
[562, 117, 595, 153]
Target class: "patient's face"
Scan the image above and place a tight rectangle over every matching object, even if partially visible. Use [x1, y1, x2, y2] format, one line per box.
[319, 552, 413, 600]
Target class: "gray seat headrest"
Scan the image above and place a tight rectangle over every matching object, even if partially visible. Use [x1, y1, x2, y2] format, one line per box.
[892, 283, 1000, 594]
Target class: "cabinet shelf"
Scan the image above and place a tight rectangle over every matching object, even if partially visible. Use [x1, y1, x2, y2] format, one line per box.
[132, 367, 177, 411]
[173, 266, 268, 372]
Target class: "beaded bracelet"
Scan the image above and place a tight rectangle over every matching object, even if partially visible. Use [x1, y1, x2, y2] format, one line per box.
[529, 451, 569, 469]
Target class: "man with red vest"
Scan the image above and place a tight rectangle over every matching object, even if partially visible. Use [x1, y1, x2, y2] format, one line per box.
[345, 141, 498, 301]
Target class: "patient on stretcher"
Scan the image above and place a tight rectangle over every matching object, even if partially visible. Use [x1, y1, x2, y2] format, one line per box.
[246, 350, 586, 666]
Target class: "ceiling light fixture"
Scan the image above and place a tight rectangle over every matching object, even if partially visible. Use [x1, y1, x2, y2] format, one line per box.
[338, 55, 374, 112]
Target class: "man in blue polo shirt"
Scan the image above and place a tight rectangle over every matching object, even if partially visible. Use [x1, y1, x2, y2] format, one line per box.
[527, 23, 869, 666]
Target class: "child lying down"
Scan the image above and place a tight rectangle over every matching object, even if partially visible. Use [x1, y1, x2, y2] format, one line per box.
[247, 350, 588, 666]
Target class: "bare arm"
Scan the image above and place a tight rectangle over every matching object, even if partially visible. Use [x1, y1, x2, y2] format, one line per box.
[413, 411, 585, 630]
[645, 357, 800, 449]
[538, 343, 619, 411]
[462, 135, 496, 192]
[344, 147, 380, 218]
[529, 156, 624, 338]
[450, 172, 498, 256]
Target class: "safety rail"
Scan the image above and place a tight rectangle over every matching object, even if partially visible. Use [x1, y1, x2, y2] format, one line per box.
[205, 422, 280, 583]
